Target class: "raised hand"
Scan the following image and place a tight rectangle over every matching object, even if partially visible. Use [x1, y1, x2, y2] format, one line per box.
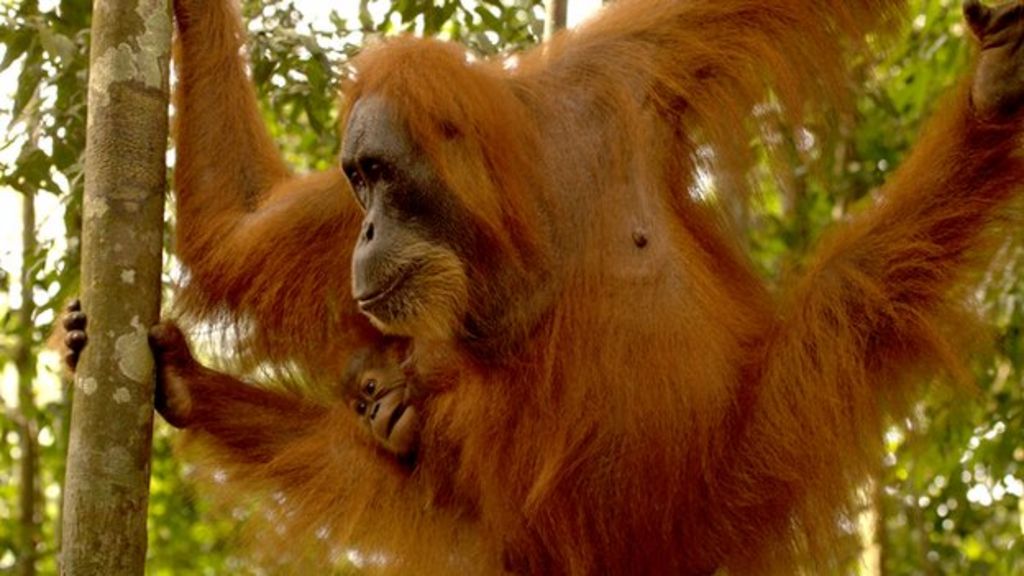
[966, 0, 1024, 119]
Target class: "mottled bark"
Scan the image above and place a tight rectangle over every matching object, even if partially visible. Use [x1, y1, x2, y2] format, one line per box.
[60, 1, 171, 574]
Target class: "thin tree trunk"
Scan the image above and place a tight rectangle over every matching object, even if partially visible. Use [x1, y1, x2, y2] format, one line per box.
[54, 185, 83, 570]
[545, 0, 569, 39]
[60, 0, 171, 574]
[874, 476, 888, 576]
[16, 184, 39, 576]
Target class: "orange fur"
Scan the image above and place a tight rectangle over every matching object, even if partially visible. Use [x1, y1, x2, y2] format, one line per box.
[169, 0, 1024, 573]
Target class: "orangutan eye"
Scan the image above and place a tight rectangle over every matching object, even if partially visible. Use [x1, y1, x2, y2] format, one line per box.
[355, 400, 367, 415]
[363, 160, 384, 180]
[363, 379, 377, 396]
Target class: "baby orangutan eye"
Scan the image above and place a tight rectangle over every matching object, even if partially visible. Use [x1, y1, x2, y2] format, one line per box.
[363, 379, 377, 396]
[355, 400, 368, 415]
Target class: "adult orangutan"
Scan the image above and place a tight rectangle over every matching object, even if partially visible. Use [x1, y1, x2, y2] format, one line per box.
[65, 0, 1024, 573]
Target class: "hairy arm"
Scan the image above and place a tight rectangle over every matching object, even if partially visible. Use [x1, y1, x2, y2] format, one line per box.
[524, 0, 905, 183]
[146, 322, 474, 569]
[148, 322, 340, 460]
[717, 3, 1024, 570]
[149, 326, 438, 568]
[172, 0, 376, 372]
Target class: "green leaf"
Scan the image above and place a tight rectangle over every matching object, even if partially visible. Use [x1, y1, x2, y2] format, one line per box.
[0, 26, 33, 72]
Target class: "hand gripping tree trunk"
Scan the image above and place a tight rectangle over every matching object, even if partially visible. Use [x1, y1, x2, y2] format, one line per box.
[60, 1, 171, 574]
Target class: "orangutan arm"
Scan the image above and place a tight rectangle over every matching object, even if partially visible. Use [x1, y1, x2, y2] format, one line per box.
[170, 0, 377, 366]
[716, 3, 1024, 569]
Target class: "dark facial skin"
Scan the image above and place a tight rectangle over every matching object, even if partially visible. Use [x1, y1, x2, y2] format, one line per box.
[341, 345, 422, 461]
[344, 97, 429, 304]
[341, 96, 478, 340]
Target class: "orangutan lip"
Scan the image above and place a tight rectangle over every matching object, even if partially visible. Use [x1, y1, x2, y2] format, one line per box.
[357, 267, 413, 309]
[386, 402, 408, 437]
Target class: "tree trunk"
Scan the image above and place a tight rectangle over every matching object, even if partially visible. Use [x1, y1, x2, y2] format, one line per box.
[16, 183, 39, 576]
[60, 0, 171, 574]
[54, 182, 83, 569]
[545, 0, 569, 39]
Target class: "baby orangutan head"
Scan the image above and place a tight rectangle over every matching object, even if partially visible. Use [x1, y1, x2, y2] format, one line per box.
[341, 343, 421, 462]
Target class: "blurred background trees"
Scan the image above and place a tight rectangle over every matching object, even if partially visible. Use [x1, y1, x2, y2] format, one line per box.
[0, 0, 1020, 573]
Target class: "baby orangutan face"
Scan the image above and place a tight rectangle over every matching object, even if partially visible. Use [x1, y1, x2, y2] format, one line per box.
[342, 345, 421, 461]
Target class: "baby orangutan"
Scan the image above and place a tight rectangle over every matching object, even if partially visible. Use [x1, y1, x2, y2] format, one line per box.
[339, 344, 422, 462]
[61, 302, 422, 463]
